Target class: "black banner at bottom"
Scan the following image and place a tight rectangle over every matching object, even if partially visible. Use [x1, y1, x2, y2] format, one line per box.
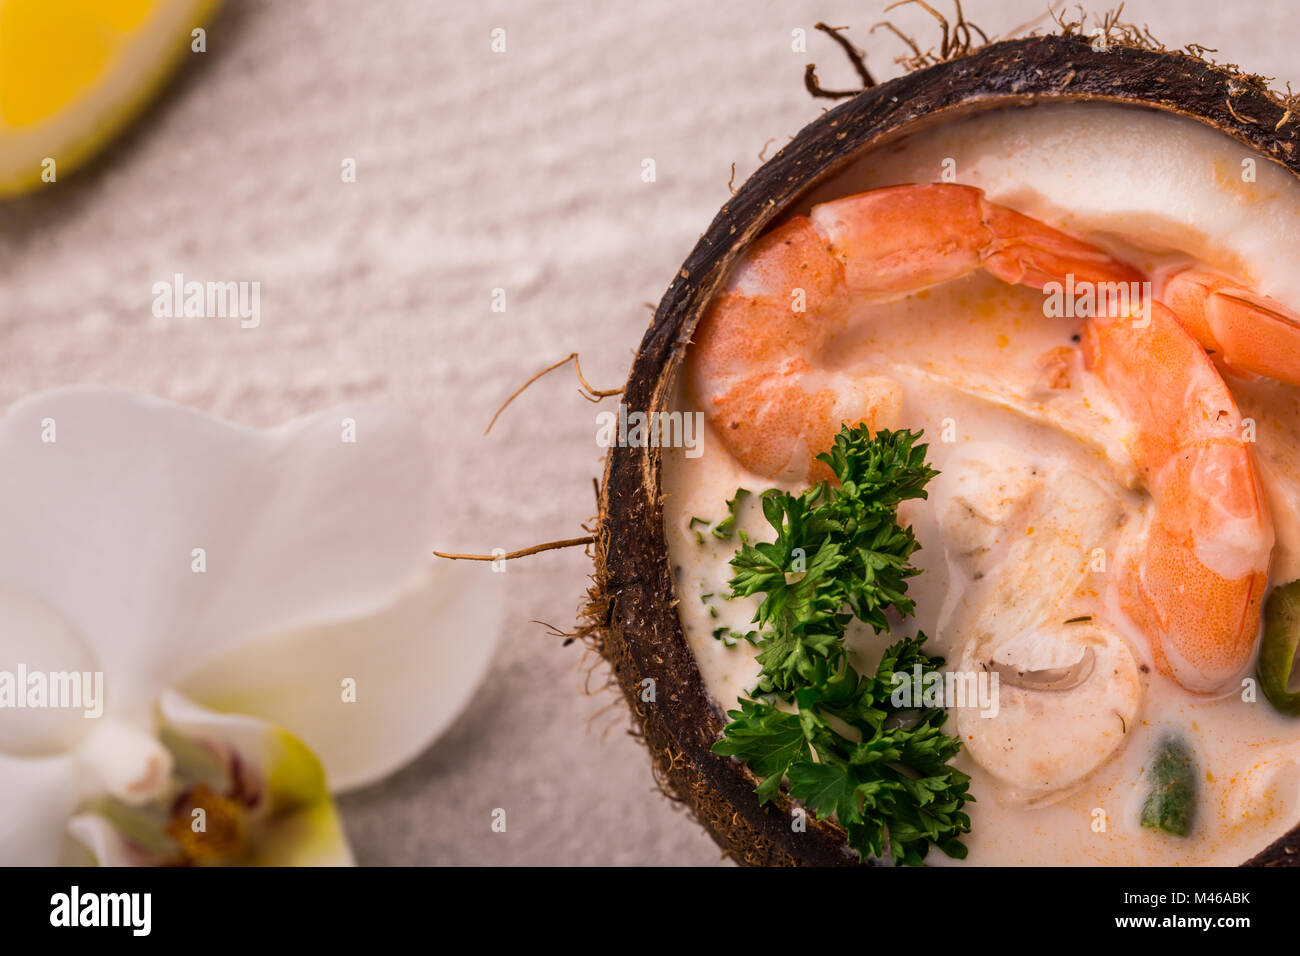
[0, 864, 1285, 941]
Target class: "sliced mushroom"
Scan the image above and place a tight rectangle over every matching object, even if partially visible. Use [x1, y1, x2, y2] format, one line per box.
[938, 449, 1143, 798]
[989, 644, 1096, 691]
[957, 620, 1143, 799]
[930, 443, 1041, 577]
[953, 468, 1123, 646]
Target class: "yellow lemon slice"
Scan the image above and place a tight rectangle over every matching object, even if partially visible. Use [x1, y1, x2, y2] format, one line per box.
[0, 0, 220, 197]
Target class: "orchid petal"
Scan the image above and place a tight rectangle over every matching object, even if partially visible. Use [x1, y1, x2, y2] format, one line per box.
[178, 560, 505, 790]
[0, 588, 101, 756]
[0, 387, 441, 706]
[0, 753, 86, 865]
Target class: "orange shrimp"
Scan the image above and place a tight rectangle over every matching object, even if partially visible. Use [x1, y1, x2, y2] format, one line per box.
[1161, 270, 1300, 386]
[1084, 299, 1273, 692]
[689, 184, 1142, 481]
[689, 183, 1274, 693]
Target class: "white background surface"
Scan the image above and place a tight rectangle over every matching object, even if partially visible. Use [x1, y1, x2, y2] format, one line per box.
[1, 0, 1296, 864]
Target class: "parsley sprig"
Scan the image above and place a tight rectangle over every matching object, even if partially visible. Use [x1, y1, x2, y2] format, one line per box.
[730, 427, 937, 693]
[710, 425, 972, 866]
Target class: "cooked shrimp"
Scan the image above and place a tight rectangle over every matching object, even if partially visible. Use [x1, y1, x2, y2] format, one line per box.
[689, 184, 1142, 481]
[1084, 298, 1274, 692]
[1161, 270, 1300, 386]
[690, 183, 1275, 694]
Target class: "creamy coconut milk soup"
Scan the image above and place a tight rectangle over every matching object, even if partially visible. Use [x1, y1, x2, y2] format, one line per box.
[661, 103, 1300, 866]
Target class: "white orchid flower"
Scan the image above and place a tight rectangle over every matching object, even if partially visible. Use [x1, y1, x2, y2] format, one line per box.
[0, 387, 503, 865]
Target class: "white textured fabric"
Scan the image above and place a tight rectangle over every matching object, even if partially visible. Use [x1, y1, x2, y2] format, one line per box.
[0, 0, 1291, 864]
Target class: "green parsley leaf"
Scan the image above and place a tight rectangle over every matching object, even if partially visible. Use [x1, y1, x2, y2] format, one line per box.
[711, 425, 970, 865]
[711, 488, 751, 539]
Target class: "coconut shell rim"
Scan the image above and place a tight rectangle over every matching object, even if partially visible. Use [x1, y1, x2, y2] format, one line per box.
[594, 33, 1300, 867]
